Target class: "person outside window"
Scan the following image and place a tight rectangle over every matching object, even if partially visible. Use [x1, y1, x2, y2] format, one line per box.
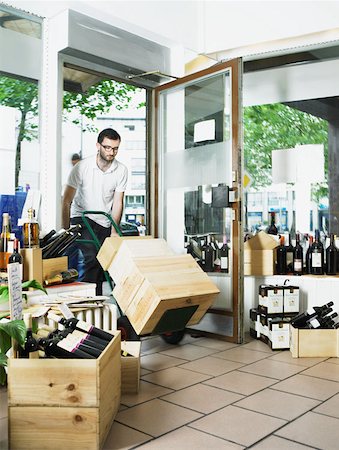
[62, 128, 128, 295]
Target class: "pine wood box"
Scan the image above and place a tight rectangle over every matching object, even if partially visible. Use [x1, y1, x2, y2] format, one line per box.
[21, 248, 68, 283]
[98, 237, 220, 336]
[244, 231, 279, 276]
[8, 331, 121, 450]
[121, 341, 141, 394]
[290, 325, 339, 357]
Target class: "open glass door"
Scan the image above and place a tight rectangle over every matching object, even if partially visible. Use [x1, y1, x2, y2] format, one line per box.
[154, 59, 243, 343]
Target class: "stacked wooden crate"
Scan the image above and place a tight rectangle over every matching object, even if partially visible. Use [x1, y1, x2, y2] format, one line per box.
[97, 237, 220, 335]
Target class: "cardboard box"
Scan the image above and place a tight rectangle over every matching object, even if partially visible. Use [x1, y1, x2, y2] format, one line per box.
[258, 285, 284, 314]
[290, 325, 339, 357]
[8, 331, 121, 450]
[121, 341, 141, 394]
[269, 320, 290, 349]
[283, 285, 299, 313]
[244, 231, 279, 276]
[99, 237, 220, 336]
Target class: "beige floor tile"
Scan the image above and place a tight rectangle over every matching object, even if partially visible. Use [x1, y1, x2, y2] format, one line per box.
[234, 388, 320, 420]
[271, 374, 339, 400]
[0, 388, 7, 420]
[103, 421, 151, 450]
[141, 336, 173, 354]
[241, 340, 276, 354]
[161, 383, 244, 414]
[121, 380, 173, 407]
[191, 337, 239, 351]
[179, 355, 244, 376]
[268, 351, 327, 367]
[238, 359, 304, 380]
[313, 392, 339, 418]
[0, 417, 8, 450]
[250, 435, 313, 449]
[302, 362, 339, 382]
[116, 398, 202, 437]
[213, 347, 270, 364]
[141, 353, 186, 371]
[204, 370, 277, 395]
[137, 426, 244, 449]
[160, 343, 217, 361]
[142, 366, 211, 390]
[141, 368, 152, 376]
[327, 357, 339, 365]
[276, 411, 339, 448]
[190, 405, 286, 447]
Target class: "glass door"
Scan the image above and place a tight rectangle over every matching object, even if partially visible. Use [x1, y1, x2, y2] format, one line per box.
[154, 59, 243, 343]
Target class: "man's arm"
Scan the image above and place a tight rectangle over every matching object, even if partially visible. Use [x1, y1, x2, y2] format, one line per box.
[111, 191, 125, 235]
[62, 185, 76, 229]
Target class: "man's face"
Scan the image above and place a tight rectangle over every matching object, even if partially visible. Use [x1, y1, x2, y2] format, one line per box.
[97, 138, 120, 162]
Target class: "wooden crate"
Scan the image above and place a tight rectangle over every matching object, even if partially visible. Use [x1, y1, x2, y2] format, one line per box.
[121, 341, 141, 394]
[112, 254, 220, 335]
[42, 256, 68, 280]
[290, 325, 339, 357]
[244, 249, 276, 276]
[8, 331, 121, 450]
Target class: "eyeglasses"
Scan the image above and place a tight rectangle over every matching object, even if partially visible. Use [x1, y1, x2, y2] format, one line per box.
[100, 144, 119, 152]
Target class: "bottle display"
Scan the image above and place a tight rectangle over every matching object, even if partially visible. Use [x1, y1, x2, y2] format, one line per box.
[18, 313, 39, 358]
[266, 212, 278, 235]
[310, 229, 324, 275]
[44, 268, 79, 286]
[219, 235, 229, 274]
[291, 301, 334, 328]
[276, 235, 287, 275]
[305, 235, 313, 274]
[293, 233, 303, 275]
[285, 234, 294, 274]
[23, 207, 40, 248]
[204, 235, 214, 272]
[326, 233, 337, 275]
[8, 238, 23, 280]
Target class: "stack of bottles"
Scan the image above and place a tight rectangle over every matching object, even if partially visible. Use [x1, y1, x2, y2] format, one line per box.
[186, 234, 230, 273]
[290, 301, 339, 329]
[19, 312, 114, 360]
[40, 224, 82, 259]
[276, 229, 339, 276]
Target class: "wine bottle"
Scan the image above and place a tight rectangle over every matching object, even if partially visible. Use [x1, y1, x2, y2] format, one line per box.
[204, 235, 214, 272]
[39, 229, 56, 248]
[8, 238, 23, 281]
[64, 333, 101, 358]
[305, 235, 313, 274]
[285, 234, 294, 274]
[276, 235, 287, 275]
[44, 268, 79, 286]
[307, 312, 338, 329]
[38, 337, 95, 359]
[293, 233, 303, 275]
[48, 311, 114, 342]
[291, 301, 334, 328]
[18, 313, 39, 358]
[38, 326, 107, 352]
[23, 208, 40, 248]
[200, 238, 207, 271]
[326, 233, 337, 275]
[311, 229, 324, 275]
[219, 235, 229, 274]
[213, 238, 221, 272]
[1, 212, 11, 252]
[266, 211, 278, 235]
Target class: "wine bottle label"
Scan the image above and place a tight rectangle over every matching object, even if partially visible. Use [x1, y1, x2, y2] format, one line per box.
[220, 257, 228, 269]
[312, 253, 322, 268]
[286, 253, 293, 265]
[294, 260, 302, 271]
[76, 320, 92, 333]
[57, 339, 77, 353]
[309, 318, 321, 328]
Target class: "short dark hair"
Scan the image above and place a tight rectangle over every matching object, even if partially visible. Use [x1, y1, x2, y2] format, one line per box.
[97, 128, 121, 144]
[71, 153, 81, 161]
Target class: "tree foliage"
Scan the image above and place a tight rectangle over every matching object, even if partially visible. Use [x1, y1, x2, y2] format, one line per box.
[0, 74, 142, 187]
[244, 103, 328, 199]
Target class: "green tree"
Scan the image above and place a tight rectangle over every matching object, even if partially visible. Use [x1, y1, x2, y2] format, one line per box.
[244, 103, 328, 198]
[0, 75, 142, 188]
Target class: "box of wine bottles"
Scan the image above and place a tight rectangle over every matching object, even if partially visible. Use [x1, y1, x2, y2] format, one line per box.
[258, 285, 284, 314]
[121, 340, 141, 394]
[290, 325, 339, 357]
[42, 255, 68, 279]
[244, 231, 279, 276]
[8, 331, 121, 450]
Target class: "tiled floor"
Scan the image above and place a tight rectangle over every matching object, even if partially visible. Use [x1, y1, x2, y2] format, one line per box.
[2, 333, 339, 449]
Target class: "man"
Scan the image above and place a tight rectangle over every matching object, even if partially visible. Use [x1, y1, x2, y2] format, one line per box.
[62, 128, 128, 294]
[71, 152, 81, 166]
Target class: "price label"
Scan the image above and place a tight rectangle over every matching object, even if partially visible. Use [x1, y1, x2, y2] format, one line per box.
[8, 263, 23, 320]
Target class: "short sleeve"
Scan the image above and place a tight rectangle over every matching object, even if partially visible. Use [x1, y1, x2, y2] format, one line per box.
[115, 164, 128, 192]
[67, 162, 82, 189]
